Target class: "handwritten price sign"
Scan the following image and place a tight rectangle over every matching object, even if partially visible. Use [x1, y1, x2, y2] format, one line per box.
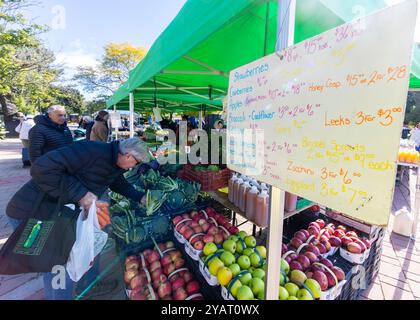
[227, 1, 417, 226]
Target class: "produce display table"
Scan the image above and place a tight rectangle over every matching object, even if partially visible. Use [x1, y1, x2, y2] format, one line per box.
[207, 190, 314, 235]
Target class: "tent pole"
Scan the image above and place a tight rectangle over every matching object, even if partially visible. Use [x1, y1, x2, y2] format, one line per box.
[129, 92, 135, 138]
[265, 0, 296, 301]
[199, 105, 203, 130]
[113, 105, 118, 141]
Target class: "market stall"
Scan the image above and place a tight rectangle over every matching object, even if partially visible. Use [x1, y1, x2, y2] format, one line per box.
[77, 0, 420, 301]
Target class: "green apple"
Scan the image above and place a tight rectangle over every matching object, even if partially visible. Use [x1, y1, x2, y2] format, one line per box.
[297, 288, 314, 301]
[243, 248, 255, 257]
[280, 259, 290, 275]
[223, 240, 237, 254]
[290, 270, 307, 287]
[252, 268, 266, 280]
[220, 251, 236, 267]
[278, 286, 289, 300]
[257, 288, 265, 300]
[203, 242, 217, 256]
[279, 273, 286, 286]
[239, 272, 253, 286]
[255, 246, 267, 259]
[287, 296, 299, 300]
[228, 235, 239, 242]
[236, 240, 246, 254]
[250, 278, 265, 296]
[305, 279, 321, 299]
[237, 285, 254, 300]
[238, 231, 248, 240]
[250, 253, 263, 268]
[229, 279, 242, 298]
[244, 236, 257, 248]
[229, 264, 241, 277]
[237, 255, 251, 270]
[284, 283, 299, 297]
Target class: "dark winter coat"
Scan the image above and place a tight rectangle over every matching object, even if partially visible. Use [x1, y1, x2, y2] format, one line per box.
[6, 140, 144, 220]
[85, 121, 94, 141]
[28, 115, 73, 164]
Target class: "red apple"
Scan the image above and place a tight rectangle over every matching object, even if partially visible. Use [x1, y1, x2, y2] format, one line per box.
[203, 235, 214, 244]
[158, 281, 172, 299]
[341, 236, 353, 247]
[173, 287, 188, 301]
[304, 251, 319, 264]
[171, 277, 186, 292]
[182, 213, 190, 220]
[309, 222, 321, 230]
[294, 231, 308, 243]
[321, 239, 332, 252]
[360, 238, 372, 249]
[316, 219, 326, 229]
[297, 255, 311, 270]
[130, 274, 147, 290]
[183, 228, 194, 241]
[308, 226, 320, 237]
[301, 229, 310, 239]
[183, 271, 194, 284]
[347, 242, 362, 254]
[193, 226, 203, 234]
[337, 225, 347, 232]
[153, 274, 168, 290]
[290, 237, 304, 250]
[161, 255, 172, 267]
[174, 258, 185, 269]
[125, 260, 140, 271]
[334, 229, 346, 238]
[163, 263, 176, 276]
[207, 225, 219, 236]
[313, 270, 329, 291]
[305, 244, 321, 257]
[124, 269, 138, 284]
[325, 223, 336, 230]
[329, 236, 342, 248]
[214, 233, 224, 245]
[186, 281, 200, 295]
[316, 243, 327, 254]
[289, 260, 303, 271]
[346, 231, 358, 238]
[149, 261, 162, 273]
[319, 258, 334, 269]
[194, 241, 204, 251]
[125, 256, 138, 265]
[201, 222, 210, 233]
[151, 268, 164, 282]
[228, 226, 240, 235]
[168, 251, 182, 260]
[331, 267, 345, 282]
[325, 272, 337, 288]
[147, 250, 161, 265]
[173, 216, 183, 226]
[178, 224, 187, 234]
[306, 271, 314, 279]
[354, 239, 368, 252]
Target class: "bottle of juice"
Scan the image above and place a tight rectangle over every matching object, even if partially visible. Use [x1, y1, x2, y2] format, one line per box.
[246, 186, 259, 222]
[285, 192, 298, 212]
[239, 181, 251, 212]
[255, 190, 269, 228]
[233, 177, 244, 207]
[250, 179, 260, 189]
[228, 173, 238, 203]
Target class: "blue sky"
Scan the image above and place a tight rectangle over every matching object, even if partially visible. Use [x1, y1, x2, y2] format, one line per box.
[26, 0, 187, 98]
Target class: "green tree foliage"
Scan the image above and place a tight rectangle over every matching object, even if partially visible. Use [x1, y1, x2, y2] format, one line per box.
[74, 42, 147, 100]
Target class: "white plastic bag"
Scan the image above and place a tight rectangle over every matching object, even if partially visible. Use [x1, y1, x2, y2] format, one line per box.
[66, 202, 108, 282]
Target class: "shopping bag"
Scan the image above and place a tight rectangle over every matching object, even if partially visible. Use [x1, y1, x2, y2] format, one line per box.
[66, 202, 108, 282]
[0, 180, 78, 275]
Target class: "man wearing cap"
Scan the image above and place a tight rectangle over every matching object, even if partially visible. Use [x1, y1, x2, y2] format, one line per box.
[6, 137, 151, 299]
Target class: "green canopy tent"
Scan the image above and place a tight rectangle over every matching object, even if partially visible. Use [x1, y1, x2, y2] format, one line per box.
[107, 0, 420, 111]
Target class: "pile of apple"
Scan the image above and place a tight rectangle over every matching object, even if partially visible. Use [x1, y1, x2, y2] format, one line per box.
[285, 219, 371, 257]
[124, 241, 203, 300]
[201, 231, 268, 300]
[173, 207, 239, 251]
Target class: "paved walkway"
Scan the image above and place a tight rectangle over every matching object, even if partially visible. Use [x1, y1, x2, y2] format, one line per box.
[0, 139, 44, 300]
[0, 138, 420, 300]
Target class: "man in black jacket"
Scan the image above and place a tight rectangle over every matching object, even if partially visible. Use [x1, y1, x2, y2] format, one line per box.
[29, 105, 73, 164]
[6, 138, 151, 300]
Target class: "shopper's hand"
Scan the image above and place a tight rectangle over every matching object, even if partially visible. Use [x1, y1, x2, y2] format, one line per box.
[79, 192, 98, 219]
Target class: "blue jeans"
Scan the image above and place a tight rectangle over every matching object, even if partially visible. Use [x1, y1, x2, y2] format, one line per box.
[43, 257, 101, 300]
